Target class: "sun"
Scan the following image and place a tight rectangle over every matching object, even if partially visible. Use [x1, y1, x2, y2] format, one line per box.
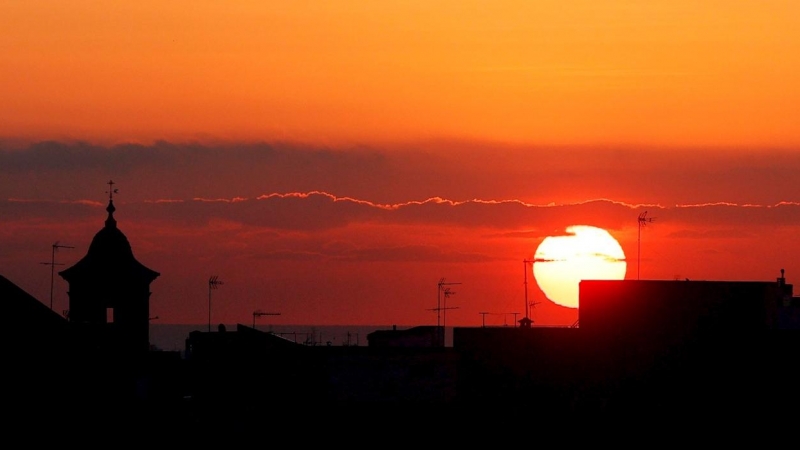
[533, 225, 626, 308]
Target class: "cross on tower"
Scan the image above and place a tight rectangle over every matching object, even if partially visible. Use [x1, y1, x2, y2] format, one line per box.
[106, 180, 119, 201]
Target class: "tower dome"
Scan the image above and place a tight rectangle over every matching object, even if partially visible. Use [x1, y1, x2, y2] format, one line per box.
[60, 199, 159, 284]
[59, 185, 159, 356]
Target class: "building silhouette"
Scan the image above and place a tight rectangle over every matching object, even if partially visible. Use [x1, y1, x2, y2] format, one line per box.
[455, 274, 800, 411]
[3, 191, 799, 424]
[366, 325, 443, 348]
[2, 195, 184, 430]
[59, 197, 160, 357]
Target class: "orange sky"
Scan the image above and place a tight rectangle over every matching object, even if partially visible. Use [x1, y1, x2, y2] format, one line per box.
[2, 1, 800, 147]
[2, 3, 799, 328]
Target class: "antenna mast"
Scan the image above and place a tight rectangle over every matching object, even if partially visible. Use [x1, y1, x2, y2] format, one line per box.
[40, 241, 74, 310]
[480, 311, 524, 328]
[637, 211, 655, 280]
[441, 286, 459, 331]
[523, 258, 534, 319]
[529, 300, 541, 322]
[436, 278, 462, 328]
[208, 275, 224, 332]
[252, 310, 281, 329]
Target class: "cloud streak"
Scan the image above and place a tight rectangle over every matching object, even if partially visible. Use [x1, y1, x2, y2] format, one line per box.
[3, 191, 800, 236]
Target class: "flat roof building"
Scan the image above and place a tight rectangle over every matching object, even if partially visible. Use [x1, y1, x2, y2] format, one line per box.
[454, 271, 800, 411]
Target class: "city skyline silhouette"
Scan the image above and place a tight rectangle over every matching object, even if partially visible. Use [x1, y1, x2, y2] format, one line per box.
[4, 2, 800, 435]
[2, 209, 797, 424]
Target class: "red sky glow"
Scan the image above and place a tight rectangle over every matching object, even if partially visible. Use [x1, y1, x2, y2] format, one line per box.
[2, 2, 799, 328]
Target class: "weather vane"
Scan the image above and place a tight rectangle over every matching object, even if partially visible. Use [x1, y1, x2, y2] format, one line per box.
[106, 180, 119, 201]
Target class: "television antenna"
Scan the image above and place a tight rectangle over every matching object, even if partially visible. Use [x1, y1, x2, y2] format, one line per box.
[441, 286, 460, 331]
[40, 241, 74, 310]
[435, 278, 461, 328]
[479, 312, 490, 327]
[481, 311, 523, 328]
[252, 310, 280, 329]
[208, 275, 224, 332]
[523, 258, 534, 319]
[426, 295, 459, 344]
[529, 300, 541, 322]
[637, 211, 656, 280]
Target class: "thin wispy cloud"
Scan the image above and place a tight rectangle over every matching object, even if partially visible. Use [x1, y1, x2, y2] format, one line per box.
[4, 192, 799, 235]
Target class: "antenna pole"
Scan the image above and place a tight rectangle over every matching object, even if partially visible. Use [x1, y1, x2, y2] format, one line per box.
[252, 310, 281, 329]
[40, 241, 74, 310]
[208, 276, 224, 332]
[523, 259, 534, 319]
[436, 277, 461, 342]
[442, 287, 460, 331]
[437, 278, 443, 329]
[637, 211, 655, 280]
[437, 278, 461, 331]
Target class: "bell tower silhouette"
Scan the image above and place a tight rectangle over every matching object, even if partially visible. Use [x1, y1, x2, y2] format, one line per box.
[59, 181, 159, 355]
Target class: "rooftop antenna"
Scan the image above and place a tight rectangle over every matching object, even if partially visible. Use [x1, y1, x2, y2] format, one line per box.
[441, 286, 460, 332]
[479, 312, 490, 327]
[436, 278, 462, 328]
[482, 311, 522, 328]
[427, 303, 460, 320]
[427, 297, 460, 345]
[529, 300, 541, 322]
[208, 275, 224, 332]
[436, 277, 461, 327]
[523, 258, 534, 319]
[252, 310, 280, 329]
[40, 241, 74, 310]
[637, 211, 655, 280]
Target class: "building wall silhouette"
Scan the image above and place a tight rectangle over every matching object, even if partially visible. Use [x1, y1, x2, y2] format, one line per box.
[454, 275, 800, 411]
